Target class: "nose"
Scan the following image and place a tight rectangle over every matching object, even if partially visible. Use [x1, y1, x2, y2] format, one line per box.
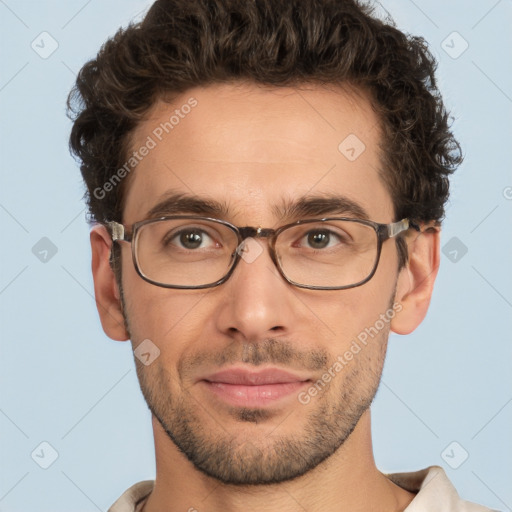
[214, 237, 294, 342]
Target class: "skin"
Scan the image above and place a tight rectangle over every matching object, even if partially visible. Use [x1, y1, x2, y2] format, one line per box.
[91, 82, 440, 511]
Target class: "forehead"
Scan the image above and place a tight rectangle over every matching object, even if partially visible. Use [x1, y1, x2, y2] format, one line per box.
[123, 82, 393, 224]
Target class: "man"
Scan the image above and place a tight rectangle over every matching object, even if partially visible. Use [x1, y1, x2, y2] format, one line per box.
[67, 0, 494, 510]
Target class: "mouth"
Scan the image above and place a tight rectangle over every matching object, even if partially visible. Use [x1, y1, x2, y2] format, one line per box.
[199, 367, 311, 408]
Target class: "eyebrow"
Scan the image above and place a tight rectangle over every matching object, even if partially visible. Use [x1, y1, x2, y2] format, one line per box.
[145, 191, 370, 223]
[147, 192, 230, 218]
[274, 195, 370, 221]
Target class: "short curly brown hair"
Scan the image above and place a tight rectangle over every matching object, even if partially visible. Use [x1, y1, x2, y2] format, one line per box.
[67, 0, 462, 267]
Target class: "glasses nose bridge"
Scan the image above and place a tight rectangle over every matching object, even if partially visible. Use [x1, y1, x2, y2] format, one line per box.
[236, 226, 280, 266]
[238, 226, 278, 242]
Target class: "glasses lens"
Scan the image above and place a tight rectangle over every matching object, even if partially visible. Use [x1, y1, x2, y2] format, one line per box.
[276, 220, 378, 288]
[135, 218, 238, 287]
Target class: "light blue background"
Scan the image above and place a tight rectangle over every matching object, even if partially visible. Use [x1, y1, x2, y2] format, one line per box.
[0, 1, 511, 510]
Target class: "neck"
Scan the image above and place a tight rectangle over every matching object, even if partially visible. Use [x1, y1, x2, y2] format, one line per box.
[142, 410, 415, 512]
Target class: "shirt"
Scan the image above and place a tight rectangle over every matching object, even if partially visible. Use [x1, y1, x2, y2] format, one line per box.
[108, 466, 496, 511]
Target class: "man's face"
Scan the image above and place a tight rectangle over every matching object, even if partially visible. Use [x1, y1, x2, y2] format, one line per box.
[119, 83, 400, 484]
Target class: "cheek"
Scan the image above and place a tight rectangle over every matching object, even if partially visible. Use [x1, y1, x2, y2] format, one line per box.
[123, 274, 212, 360]
[120, 246, 206, 341]
[319, 290, 390, 343]
[305, 255, 398, 344]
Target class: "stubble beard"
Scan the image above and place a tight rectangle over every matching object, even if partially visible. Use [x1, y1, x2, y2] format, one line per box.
[120, 287, 391, 486]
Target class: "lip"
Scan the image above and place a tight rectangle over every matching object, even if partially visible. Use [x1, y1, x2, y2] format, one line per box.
[199, 367, 311, 408]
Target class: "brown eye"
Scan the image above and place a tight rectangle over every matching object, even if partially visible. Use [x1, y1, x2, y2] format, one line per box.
[307, 231, 331, 249]
[179, 230, 204, 249]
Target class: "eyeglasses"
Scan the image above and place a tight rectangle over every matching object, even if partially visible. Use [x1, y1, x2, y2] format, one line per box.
[107, 216, 419, 290]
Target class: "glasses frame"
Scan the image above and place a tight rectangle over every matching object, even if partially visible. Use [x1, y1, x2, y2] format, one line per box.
[107, 216, 420, 291]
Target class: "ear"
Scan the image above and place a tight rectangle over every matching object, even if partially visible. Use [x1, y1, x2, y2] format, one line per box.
[391, 226, 440, 335]
[90, 225, 130, 341]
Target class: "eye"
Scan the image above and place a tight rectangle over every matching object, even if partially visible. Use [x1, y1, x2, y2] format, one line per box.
[299, 229, 344, 250]
[306, 230, 331, 249]
[167, 228, 216, 250]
